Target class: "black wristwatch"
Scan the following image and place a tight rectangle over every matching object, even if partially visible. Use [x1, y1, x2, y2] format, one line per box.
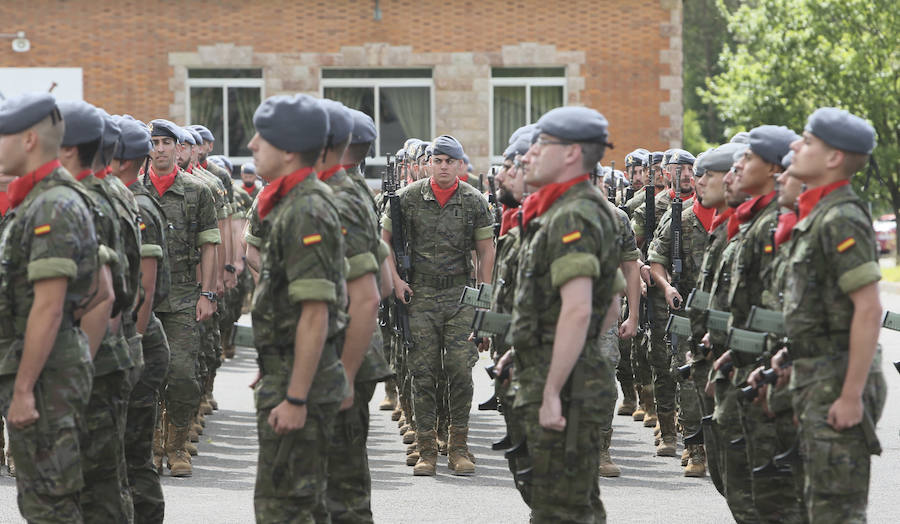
[199, 291, 217, 302]
[224, 264, 236, 273]
[285, 395, 307, 406]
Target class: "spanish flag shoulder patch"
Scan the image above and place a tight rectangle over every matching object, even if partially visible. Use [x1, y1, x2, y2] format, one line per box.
[34, 224, 51, 236]
[139, 221, 147, 231]
[562, 231, 582, 244]
[341, 227, 347, 236]
[836, 237, 856, 253]
[302, 234, 322, 246]
[764, 244, 773, 254]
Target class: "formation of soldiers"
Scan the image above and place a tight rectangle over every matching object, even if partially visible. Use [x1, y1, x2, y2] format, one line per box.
[0, 86, 888, 524]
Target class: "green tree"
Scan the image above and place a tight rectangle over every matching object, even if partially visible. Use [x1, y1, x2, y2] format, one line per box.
[701, 0, 900, 256]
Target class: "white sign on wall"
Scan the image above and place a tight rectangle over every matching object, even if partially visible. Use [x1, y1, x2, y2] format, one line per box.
[0, 67, 83, 101]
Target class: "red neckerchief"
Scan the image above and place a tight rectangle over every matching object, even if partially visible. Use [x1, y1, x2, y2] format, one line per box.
[317, 164, 343, 182]
[669, 188, 694, 201]
[735, 190, 776, 224]
[727, 215, 740, 240]
[243, 181, 256, 190]
[0, 192, 8, 216]
[340, 163, 356, 171]
[257, 167, 315, 220]
[200, 161, 208, 170]
[521, 174, 590, 229]
[94, 166, 111, 179]
[499, 206, 520, 237]
[125, 178, 138, 188]
[692, 199, 717, 232]
[148, 165, 179, 197]
[710, 207, 733, 232]
[797, 180, 850, 221]
[774, 211, 798, 247]
[430, 177, 459, 208]
[185, 164, 194, 174]
[7, 159, 61, 209]
[74, 169, 93, 182]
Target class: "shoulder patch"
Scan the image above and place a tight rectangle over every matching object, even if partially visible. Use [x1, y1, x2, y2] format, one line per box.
[34, 224, 51, 236]
[836, 237, 856, 253]
[764, 244, 773, 254]
[562, 231, 582, 244]
[302, 233, 322, 246]
[341, 227, 347, 236]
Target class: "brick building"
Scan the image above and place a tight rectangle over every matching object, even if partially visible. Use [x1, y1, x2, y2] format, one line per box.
[0, 0, 683, 173]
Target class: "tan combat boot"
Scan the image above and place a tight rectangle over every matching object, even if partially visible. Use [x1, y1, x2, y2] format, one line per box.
[437, 422, 449, 456]
[397, 415, 406, 427]
[223, 343, 236, 359]
[391, 406, 403, 421]
[402, 429, 416, 445]
[681, 447, 690, 466]
[632, 385, 646, 421]
[199, 397, 213, 416]
[6, 452, 14, 477]
[447, 426, 475, 476]
[598, 429, 621, 477]
[413, 430, 438, 476]
[640, 385, 657, 427]
[684, 445, 707, 477]
[406, 441, 420, 466]
[379, 379, 398, 411]
[165, 422, 193, 477]
[617, 383, 636, 416]
[656, 411, 677, 457]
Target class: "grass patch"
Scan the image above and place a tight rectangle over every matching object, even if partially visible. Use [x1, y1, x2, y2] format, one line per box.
[883, 265, 900, 282]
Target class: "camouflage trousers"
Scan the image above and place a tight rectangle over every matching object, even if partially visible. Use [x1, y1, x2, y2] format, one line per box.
[326, 380, 378, 524]
[157, 310, 202, 428]
[254, 363, 339, 524]
[198, 311, 222, 389]
[126, 314, 170, 524]
[80, 369, 134, 523]
[498, 374, 531, 503]
[0, 355, 92, 524]
[670, 321, 701, 437]
[713, 371, 759, 524]
[791, 356, 887, 524]
[407, 285, 478, 434]
[647, 290, 676, 413]
[694, 360, 724, 495]
[598, 326, 621, 431]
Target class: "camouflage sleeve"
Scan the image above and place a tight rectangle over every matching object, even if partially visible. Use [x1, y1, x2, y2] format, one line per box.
[647, 214, 672, 266]
[820, 205, 881, 294]
[336, 193, 379, 281]
[281, 195, 343, 304]
[545, 205, 605, 289]
[380, 198, 393, 234]
[377, 239, 390, 264]
[631, 203, 646, 238]
[196, 183, 221, 246]
[26, 188, 96, 282]
[137, 197, 164, 260]
[210, 179, 228, 221]
[471, 191, 494, 241]
[615, 208, 640, 262]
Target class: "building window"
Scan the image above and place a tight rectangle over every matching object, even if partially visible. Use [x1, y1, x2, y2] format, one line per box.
[322, 68, 433, 170]
[186, 69, 264, 161]
[490, 67, 565, 160]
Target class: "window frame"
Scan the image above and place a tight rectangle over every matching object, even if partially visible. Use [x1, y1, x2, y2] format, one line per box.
[320, 71, 435, 169]
[185, 71, 265, 164]
[489, 74, 566, 163]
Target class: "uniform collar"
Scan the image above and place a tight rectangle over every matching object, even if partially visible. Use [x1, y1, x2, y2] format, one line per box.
[7, 159, 61, 209]
[797, 179, 850, 220]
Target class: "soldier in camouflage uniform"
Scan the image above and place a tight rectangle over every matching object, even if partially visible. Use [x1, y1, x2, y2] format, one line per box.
[147, 119, 220, 478]
[0, 92, 100, 523]
[509, 106, 622, 522]
[221, 172, 253, 359]
[112, 116, 171, 524]
[778, 108, 886, 523]
[58, 100, 138, 522]
[383, 134, 495, 476]
[240, 161, 261, 199]
[248, 94, 349, 522]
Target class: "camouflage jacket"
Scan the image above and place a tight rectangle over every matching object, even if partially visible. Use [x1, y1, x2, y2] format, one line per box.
[623, 189, 646, 218]
[648, 201, 709, 294]
[251, 173, 348, 404]
[232, 182, 254, 219]
[203, 160, 234, 207]
[105, 175, 144, 335]
[129, 180, 170, 310]
[631, 188, 672, 240]
[708, 233, 741, 353]
[191, 166, 229, 220]
[613, 204, 641, 262]
[0, 165, 98, 375]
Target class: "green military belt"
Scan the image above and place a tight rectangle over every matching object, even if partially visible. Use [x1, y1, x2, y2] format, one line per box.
[411, 272, 470, 290]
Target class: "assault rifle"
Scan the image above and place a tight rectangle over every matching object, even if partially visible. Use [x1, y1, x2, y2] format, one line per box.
[640, 156, 657, 331]
[486, 168, 502, 238]
[383, 154, 413, 349]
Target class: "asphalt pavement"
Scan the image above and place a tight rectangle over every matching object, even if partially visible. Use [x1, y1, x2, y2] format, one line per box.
[2, 296, 900, 523]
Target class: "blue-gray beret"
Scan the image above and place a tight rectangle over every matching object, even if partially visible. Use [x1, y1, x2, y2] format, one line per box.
[643, 151, 665, 168]
[0, 92, 60, 135]
[508, 124, 536, 145]
[749, 125, 799, 166]
[504, 134, 532, 160]
[395, 149, 406, 162]
[703, 143, 746, 172]
[190, 125, 215, 143]
[114, 118, 152, 160]
[416, 141, 431, 161]
[149, 119, 182, 142]
[625, 149, 648, 167]
[186, 127, 203, 146]
[805, 107, 875, 155]
[59, 100, 104, 147]
[348, 108, 376, 145]
[208, 155, 233, 173]
[731, 143, 749, 162]
[97, 110, 121, 151]
[253, 94, 329, 153]
[781, 150, 794, 169]
[241, 162, 256, 174]
[693, 149, 712, 176]
[730, 131, 750, 144]
[405, 139, 422, 159]
[432, 135, 465, 159]
[319, 99, 354, 145]
[666, 148, 695, 166]
[535, 106, 609, 144]
[178, 127, 195, 146]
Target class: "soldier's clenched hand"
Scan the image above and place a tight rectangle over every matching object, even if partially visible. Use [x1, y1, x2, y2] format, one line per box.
[539, 393, 566, 432]
[827, 395, 864, 431]
[268, 400, 307, 434]
[393, 278, 413, 303]
[8, 390, 39, 429]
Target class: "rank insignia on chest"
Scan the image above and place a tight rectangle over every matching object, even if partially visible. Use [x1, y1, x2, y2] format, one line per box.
[837, 237, 855, 253]
[33, 224, 51, 236]
[302, 234, 322, 246]
[562, 231, 582, 244]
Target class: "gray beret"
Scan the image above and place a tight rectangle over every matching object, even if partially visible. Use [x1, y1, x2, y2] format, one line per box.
[319, 99, 354, 145]
[208, 155, 233, 173]
[405, 139, 423, 159]
[731, 143, 750, 162]
[178, 128, 195, 146]
[666, 148, 695, 166]
[805, 107, 876, 155]
[415, 141, 431, 161]
[348, 108, 376, 145]
[730, 131, 750, 144]
[0, 92, 61, 135]
[693, 149, 712, 176]
[59, 100, 104, 147]
[535, 106, 609, 144]
[432, 135, 464, 159]
[253, 94, 329, 153]
[749, 125, 800, 166]
[98, 110, 121, 151]
[643, 151, 665, 168]
[114, 118, 152, 160]
[190, 125, 215, 143]
[703, 143, 747, 172]
[395, 149, 406, 162]
[504, 134, 532, 160]
[781, 150, 794, 169]
[625, 149, 648, 167]
[149, 119, 182, 142]
[186, 127, 203, 146]
[508, 124, 536, 145]
[241, 162, 256, 174]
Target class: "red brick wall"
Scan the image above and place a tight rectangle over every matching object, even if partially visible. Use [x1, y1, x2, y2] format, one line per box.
[0, 0, 677, 157]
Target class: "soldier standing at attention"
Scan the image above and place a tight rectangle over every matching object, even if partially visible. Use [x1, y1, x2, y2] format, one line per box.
[249, 94, 348, 522]
[147, 119, 219, 478]
[0, 92, 102, 523]
[383, 134, 495, 476]
[241, 161, 261, 198]
[779, 108, 886, 523]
